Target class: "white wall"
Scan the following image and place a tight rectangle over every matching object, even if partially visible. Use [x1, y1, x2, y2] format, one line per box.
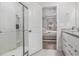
[37, 2, 58, 7]
[57, 2, 76, 51]
[57, 3, 76, 28]
[76, 3, 79, 29]
[22, 2, 42, 55]
[0, 2, 16, 54]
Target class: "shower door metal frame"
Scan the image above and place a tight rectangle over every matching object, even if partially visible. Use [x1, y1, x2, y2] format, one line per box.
[19, 2, 29, 56]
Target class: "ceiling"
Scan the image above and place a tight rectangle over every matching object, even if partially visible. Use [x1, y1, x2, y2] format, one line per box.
[36, 2, 58, 6]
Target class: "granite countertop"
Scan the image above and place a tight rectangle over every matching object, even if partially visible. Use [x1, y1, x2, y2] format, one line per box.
[62, 30, 79, 38]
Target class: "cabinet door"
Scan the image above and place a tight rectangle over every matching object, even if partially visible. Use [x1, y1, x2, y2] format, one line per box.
[75, 37, 79, 56]
[62, 33, 69, 55]
[0, 3, 16, 32]
[62, 32, 76, 56]
[68, 43, 76, 56]
[28, 4, 42, 55]
[63, 33, 69, 42]
[75, 46, 79, 56]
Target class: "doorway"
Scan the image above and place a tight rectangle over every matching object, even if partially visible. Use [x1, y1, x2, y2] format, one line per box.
[42, 6, 57, 50]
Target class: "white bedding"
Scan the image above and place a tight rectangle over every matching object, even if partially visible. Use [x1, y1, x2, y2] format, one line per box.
[43, 31, 57, 36]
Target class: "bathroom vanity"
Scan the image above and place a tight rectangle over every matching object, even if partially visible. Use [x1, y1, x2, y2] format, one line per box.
[62, 30, 79, 56]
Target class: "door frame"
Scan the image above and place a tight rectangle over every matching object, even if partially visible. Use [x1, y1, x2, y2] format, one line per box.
[42, 6, 57, 50]
[18, 2, 29, 56]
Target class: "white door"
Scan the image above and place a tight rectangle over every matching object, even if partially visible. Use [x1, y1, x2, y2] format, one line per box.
[28, 5, 42, 55]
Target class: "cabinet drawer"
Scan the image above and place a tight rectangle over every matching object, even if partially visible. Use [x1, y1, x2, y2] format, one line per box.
[68, 45, 75, 56]
[63, 33, 69, 41]
[68, 35, 77, 45]
[63, 32, 75, 44]
[63, 43, 67, 48]
[63, 43, 68, 53]
[62, 32, 76, 56]
[63, 48, 68, 56]
[74, 37, 79, 47]
[75, 46, 79, 56]
[67, 49, 74, 56]
[63, 45, 72, 56]
[63, 38, 67, 43]
[63, 45, 68, 56]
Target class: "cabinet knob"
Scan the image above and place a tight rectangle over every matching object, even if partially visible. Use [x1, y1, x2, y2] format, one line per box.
[75, 50, 77, 52]
[68, 44, 73, 48]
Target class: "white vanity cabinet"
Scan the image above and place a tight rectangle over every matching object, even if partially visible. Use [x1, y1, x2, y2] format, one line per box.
[74, 37, 79, 56]
[62, 31, 79, 56]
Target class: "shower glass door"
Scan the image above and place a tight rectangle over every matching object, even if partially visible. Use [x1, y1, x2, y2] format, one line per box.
[0, 2, 24, 56]
[16, 3, 24, 56]
[23, 5, 29, 55]
[16, 2, 29, 56]
[0, 2, 28, 56]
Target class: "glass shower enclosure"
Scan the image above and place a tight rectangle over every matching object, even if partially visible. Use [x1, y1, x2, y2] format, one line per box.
[0, 2, 28, 56]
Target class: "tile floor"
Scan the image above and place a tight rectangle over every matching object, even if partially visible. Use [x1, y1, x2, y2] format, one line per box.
[32, 39, 63, 56]
[32, 49, 63, 56]
[43, 39, 56, 49]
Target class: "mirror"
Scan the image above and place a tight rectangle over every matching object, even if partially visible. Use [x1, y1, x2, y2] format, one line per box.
[75, 3, 79, 30]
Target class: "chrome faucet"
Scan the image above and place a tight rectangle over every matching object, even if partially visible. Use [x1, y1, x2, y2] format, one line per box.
[71, 26, 76, 30]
